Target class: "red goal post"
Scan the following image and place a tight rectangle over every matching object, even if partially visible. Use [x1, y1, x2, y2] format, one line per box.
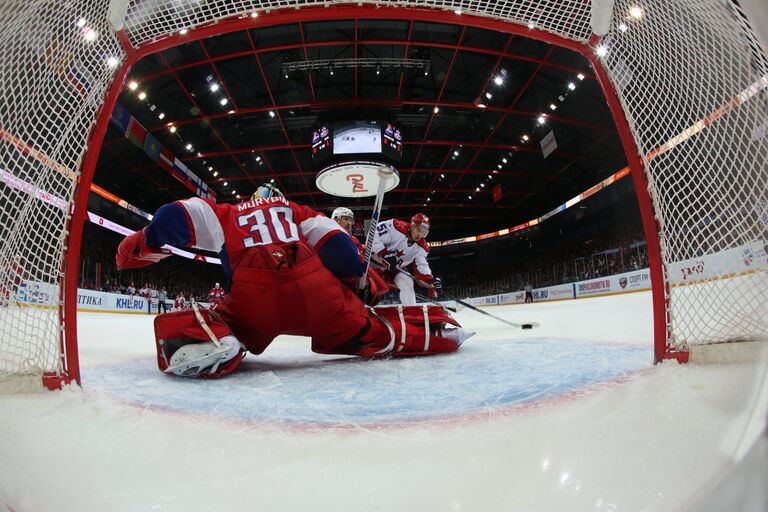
[0, 0, 765, 389]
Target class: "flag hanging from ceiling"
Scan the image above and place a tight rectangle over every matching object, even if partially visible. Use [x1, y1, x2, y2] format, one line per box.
[143, 132, 161, 162]
[126, 118, 147, 148]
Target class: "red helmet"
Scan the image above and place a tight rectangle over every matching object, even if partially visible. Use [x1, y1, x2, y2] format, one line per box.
[410, 213, 431, 231]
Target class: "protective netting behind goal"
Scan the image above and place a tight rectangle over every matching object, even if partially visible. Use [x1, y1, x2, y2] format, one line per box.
[0, 0, 765, 387]
[598, 0, 768, 349]
[0, 1, 123, 387]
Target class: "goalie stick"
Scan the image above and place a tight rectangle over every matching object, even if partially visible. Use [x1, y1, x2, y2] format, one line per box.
[358, 165, 395, 291]
[393, 265, 539, 330]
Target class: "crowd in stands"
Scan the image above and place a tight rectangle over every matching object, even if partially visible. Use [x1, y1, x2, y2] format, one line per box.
[433, 224, 649, 300]
[78, 224, 223, 303]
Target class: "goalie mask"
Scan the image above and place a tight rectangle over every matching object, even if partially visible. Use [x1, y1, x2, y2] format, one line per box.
[252, 183, 283, 200]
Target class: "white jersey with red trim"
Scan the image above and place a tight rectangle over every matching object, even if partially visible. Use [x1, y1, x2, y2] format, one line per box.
[144, 196, 349, 287]
[370, 219, 432, 278]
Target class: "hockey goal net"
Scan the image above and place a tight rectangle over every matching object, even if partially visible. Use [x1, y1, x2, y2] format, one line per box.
[0, 0, 765, 389]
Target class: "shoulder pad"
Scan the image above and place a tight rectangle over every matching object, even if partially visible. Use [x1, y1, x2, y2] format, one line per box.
[416, 239, 430, 252]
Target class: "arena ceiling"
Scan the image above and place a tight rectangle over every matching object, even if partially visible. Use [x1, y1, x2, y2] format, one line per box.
[95, 15, 627, 240]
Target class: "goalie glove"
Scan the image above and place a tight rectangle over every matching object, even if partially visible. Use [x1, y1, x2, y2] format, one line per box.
[355, 268, 389, 307]
[116, 229, 171, 270]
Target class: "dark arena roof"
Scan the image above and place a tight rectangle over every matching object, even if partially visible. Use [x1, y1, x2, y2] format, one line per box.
[94, 16, 629, 242]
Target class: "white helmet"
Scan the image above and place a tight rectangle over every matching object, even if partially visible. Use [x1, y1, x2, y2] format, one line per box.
[331, 207, 354, 222]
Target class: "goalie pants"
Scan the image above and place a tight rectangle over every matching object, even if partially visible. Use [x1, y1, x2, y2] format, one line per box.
[213, 250, 378, 355]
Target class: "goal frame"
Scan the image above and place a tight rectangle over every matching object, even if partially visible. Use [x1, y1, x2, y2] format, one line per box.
[58, 2, 735, 387]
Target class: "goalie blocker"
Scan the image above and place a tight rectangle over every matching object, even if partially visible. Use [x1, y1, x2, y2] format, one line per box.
[155, 305, 472, 378]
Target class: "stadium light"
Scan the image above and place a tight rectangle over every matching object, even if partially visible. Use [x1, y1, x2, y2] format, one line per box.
[83, 28, 97, 42]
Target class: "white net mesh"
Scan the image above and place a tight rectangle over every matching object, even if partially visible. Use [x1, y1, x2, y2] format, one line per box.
[0, 0, 765, 386]
[598, 0, 768, 348]
[0, 1, 124, 385]
[122, 0, 594, 49]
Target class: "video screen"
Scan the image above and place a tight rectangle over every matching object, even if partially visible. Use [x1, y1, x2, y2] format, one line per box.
[311, 125, 332, 163]
[333, 121, 382, 155]
[382, 123, 403, 161]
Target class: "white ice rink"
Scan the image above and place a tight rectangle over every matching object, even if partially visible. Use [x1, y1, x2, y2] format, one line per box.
[1, 291, 767, 511]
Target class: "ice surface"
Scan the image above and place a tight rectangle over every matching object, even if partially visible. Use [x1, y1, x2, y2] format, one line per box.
[0, 291, 766, 512]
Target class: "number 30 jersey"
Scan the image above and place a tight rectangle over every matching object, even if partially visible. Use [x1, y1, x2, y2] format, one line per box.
[143, 196, 362, 287]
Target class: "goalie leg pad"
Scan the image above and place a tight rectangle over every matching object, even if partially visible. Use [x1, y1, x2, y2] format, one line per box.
[154, 309, 245, 378]
[355, 305, 469, 358]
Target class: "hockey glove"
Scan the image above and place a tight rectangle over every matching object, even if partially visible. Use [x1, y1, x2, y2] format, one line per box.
[429, 277, 442, 299]
[116, 229, 171, 270]
[375, 250, 399, 270]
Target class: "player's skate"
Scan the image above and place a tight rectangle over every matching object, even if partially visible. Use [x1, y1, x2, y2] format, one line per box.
[165, 335, 242, 377]
[435, 326, 475, 347]
[154, 308, 245, 378]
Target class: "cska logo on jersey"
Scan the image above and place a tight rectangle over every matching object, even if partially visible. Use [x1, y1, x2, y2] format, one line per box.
[346, 174, 368, 193]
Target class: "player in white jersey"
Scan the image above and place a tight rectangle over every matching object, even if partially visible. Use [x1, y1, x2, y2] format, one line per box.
[371, 213, 436, 306]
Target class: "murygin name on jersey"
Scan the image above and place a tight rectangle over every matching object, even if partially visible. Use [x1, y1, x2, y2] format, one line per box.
[236, 196, 289, 212]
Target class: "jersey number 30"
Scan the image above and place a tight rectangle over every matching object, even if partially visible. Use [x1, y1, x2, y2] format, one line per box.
[237, 206, 299, 247]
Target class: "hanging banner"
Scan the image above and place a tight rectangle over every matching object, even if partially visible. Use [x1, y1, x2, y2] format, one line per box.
[540, 130, 558, 158]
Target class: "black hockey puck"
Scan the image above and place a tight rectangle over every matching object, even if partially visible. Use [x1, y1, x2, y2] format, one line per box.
[522, 324, 533, 329]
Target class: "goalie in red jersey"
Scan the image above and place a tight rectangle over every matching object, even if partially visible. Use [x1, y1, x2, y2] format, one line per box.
[116, 183, 472, 379]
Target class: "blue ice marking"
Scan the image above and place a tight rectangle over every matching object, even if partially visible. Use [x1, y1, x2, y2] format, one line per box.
[83, 339, 650, 425]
